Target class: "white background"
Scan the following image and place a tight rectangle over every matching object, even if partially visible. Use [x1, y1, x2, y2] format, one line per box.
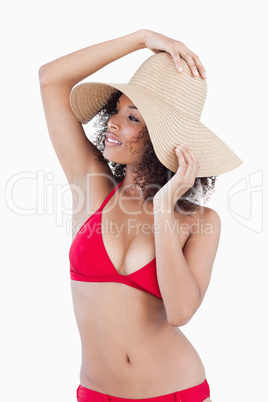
[1, 1, 267, 401]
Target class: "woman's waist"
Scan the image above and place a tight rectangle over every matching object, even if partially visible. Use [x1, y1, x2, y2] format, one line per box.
[80, 322, 202, 361]
[80, 352, 206, 398]
[81, 335, 204, 372]
[79, 327, 206, 396]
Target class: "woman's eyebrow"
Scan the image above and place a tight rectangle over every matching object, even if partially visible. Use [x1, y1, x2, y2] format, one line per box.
[117, 99, 138, 110]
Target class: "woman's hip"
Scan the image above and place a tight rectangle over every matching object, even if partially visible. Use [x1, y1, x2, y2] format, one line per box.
[76, 379, 211, 402]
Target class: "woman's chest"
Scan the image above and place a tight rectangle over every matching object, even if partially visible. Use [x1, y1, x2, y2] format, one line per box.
[100, 202, 192, 275]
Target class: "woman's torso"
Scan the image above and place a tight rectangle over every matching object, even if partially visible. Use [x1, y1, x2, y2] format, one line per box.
[70, 181, 206, 398]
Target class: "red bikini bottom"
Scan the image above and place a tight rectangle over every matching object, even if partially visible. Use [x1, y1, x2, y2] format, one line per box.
[76, 379, 210, 402]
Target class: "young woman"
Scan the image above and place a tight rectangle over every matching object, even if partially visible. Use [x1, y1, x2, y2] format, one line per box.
[39, 29, 242, 402]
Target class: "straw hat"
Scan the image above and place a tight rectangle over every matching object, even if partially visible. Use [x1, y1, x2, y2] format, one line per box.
[70, 52, 243, 177]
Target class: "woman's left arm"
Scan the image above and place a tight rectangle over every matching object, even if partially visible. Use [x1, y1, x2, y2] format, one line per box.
[153, 144, 221, 327]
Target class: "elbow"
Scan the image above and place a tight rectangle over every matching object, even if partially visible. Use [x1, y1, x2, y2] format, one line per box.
[38, 63, 59, 87]
[167, 305, 198, 327]
[167, 313, 192, 327]
[38, 64, 52, 87]
[166, 290, 202, 327]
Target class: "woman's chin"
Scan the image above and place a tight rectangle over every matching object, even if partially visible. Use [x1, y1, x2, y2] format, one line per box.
[103, 150, 124, 165]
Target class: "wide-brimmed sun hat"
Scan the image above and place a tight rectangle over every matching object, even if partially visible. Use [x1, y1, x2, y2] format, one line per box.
[70, 52, 243, 177]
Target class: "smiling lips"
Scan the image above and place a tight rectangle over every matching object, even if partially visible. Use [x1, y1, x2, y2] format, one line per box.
[105, 132, 122, 146]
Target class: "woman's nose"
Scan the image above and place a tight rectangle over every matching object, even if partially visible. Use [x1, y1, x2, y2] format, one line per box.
[108, 113, 120, 129]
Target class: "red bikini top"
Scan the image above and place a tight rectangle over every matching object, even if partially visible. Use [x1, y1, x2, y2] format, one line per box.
[69, 181, 162, 299]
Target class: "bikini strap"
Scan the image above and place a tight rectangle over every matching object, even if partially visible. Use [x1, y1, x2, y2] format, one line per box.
[98, 180, 124, 211]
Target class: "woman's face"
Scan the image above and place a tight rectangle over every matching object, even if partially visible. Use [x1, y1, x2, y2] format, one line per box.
[103, 93, 148, 165]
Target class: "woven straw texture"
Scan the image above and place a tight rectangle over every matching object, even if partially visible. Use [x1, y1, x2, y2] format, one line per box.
[70, 52, 243, 177]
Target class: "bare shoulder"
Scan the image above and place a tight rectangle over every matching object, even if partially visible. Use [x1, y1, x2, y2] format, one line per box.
[194, 205, 221, 234]
[175, 203, 221, 239]
[186, 205, 221, 250]
[176, 201, 221, 223]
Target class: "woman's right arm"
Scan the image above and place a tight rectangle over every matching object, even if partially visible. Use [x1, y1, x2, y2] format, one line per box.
[39, 30, 146, 186]
[39, 29, 206, 188]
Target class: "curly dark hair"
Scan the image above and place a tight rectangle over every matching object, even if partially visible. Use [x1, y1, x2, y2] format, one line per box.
[91, 90, 217, 216]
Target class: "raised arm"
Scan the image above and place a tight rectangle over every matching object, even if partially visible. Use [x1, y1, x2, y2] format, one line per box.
[38, 30, 146, 186]
[39, 29, 207, 189]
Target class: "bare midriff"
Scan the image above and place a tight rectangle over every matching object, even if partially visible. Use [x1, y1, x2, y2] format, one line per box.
[71, 279, 206, 398]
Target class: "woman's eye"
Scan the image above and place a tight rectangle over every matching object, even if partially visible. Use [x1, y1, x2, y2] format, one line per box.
[129, 115, 139, 122]
[111, 110, 139, 122]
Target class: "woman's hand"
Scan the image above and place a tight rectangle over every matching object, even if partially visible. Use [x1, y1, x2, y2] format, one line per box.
[141, 29, 207, 79]
[153, 144, 200, 211]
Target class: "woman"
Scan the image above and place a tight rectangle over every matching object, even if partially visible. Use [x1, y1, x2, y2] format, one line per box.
[39, 29, 242, 402]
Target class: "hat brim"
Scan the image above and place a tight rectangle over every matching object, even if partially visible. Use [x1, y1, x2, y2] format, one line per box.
[70, 82, 243, 177]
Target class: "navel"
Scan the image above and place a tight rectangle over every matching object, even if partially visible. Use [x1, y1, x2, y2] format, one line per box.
[126, 354, 131, 364]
